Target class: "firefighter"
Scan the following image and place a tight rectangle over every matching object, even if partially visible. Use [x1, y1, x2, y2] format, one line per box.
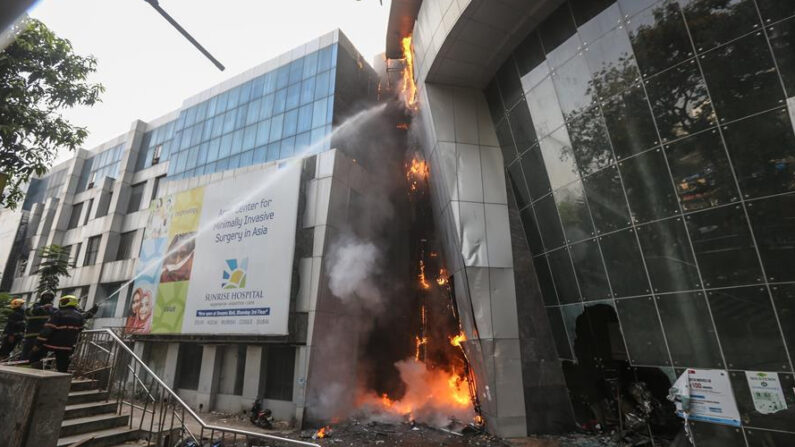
[28, 295, 86, 373]
[21, 291, 56, 360]
[0, 298, 26, 360]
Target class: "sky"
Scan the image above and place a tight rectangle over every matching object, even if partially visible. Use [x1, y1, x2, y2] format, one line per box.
[28, 0, 392, 164]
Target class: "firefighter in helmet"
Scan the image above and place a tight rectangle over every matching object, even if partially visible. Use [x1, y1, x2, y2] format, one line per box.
[28, 295, 87, 373]
[0, 298, 26, 360]
[21, 291, 56, 360]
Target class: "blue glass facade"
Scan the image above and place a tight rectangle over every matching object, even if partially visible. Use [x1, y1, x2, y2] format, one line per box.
[166, 44, 338, 180]
[77, 143, 125, 192]
[135, 121, 176, 171]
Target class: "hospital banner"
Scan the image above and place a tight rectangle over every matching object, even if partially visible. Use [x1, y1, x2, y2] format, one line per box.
[125, 162, 301, 335]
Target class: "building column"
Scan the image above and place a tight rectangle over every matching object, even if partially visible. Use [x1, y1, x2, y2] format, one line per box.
[241, 345, 263, 405]
[161, 343, 181, 389]
[196, 344, 221, 412]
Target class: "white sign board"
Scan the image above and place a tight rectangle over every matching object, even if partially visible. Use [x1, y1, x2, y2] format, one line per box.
[672, 368, 741, 427]
[745, 371, 788, 415]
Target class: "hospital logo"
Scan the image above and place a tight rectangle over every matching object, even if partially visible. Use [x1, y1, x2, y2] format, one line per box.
[222, 258, 248, 289]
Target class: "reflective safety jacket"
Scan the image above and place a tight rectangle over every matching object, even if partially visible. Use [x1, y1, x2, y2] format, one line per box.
[37, 307, 86, 352]
[24, 303, 55, 339]
[3, 308, 25, 336]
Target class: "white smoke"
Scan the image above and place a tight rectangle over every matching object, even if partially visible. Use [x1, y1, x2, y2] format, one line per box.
[328, 235, 383, 310]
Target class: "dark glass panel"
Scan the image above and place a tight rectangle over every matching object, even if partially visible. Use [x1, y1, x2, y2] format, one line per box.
[700, 32, 785, 122]
[618, 0, 663, 18]
[508, 101, 538, 152]
[730, 371, 795, 432]
[497, 57, 523, 110]
[554, 180, 594, 243]
[627, 1, 694, 77]
[514, 31, 546, 79]
[636, 217, 701, 292]
[600, 228, 651, 297]
[539, 126, 579, 190]
[756, 0, 795, 23]
[689, 420, 745, 447]
[534, 193, 566, 250]
[484, 79, 504, 121]
[553, 54, 595, 120]
[569, 238, 611, 300]
[619, 148, 679, 223]
[686, 205, 763, 288]
[507, 161, 530, 209]
[570, 0, 622, 44]
[722, 108, 795, 199]
[767, 17, 795, 97]
[520, 207, 544, 254]
[546, 307, 573, 358]
[535, 257, 560, 305]
[746, 426, 795, 446]
[771, 284, 795, 354]
[679, 0, 761, 52]
[601, 83, 659, 159]
[520, 146, 552, 199]
[644, 59, 716, 141]
[526, 77, 565, 138]
[664, 129, 739, 211]
[583, 165, 631, 233]
[747, 193, 795, 282]
[585, 25, 640, 99]
[656, 292, 724, 368]
[539, 3, 579, 64]
[708, 286, 789, 371]
[615, 296, 670, 365]
[548, 247, 581, 304]
[568, 106, 615, 176]
[495, 119, 517, 164]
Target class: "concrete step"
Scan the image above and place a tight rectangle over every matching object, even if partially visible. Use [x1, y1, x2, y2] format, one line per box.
[64, 401, 118, 420]
[67, 389, 109, 405]
[70, 378, 100, 392]
[60, 413, 130, 438]
[56, 427, 140, 447]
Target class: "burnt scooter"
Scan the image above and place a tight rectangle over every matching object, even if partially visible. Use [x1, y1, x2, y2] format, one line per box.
[250, 397, 273, 429]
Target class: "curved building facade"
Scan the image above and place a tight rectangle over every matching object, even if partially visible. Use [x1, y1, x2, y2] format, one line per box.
[395, 0, 795, 443]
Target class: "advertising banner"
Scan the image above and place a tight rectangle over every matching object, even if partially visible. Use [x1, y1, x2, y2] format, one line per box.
[125, 162, 301, 335]
[671, 368, 741, 426]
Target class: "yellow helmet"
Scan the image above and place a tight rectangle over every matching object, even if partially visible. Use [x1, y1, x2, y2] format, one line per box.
[9, 298, 24, 309]
[59, 295, 79, 308]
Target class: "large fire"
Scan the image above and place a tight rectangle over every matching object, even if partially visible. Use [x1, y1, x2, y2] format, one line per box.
[400, 36, 418, 111]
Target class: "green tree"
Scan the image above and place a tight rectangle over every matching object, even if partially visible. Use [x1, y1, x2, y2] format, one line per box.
[0, 18, 103, 209]
[34, 244, 70, 295]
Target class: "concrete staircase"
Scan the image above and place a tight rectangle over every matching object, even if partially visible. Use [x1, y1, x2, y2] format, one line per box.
[57, 378, 139, 447]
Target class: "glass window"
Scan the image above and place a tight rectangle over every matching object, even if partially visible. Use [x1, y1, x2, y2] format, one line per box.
[656, 292, 724, 368]
[507, 101, 538, 152]
[230, 129, 244, 155]
[295, 132, 311, 154]
[546, 307, 573, 358]
[314, 71, 330, 101]
[583, 165, 631, 233]
[219, 133, 232, 159]
[585, 25, 639, 99]
[228, 154, 241, 170]
[539, 126, 579, 190]
[644, 58, 716, 142]
[747, 193, 795, 282]
[599, 228, 650, 297]
[240, 149, 254, 167]
[196, 144, 208, 167]
[708, 286, 789, 371]
[615, 296, 670, 365]
[251, 77, 265, 101]
[266, 142, 280, 161]
[552, 54, 594, 119]
[772, 284, 795, 355]
[286, 83, 301, 110]
[569, 238, 610, 300]
[637, 217, 701, 293]
[228, 86, 241, 109]
[571, 0, 622, 44]
[297, 104, 313, 134]
[234, 105, 247, 129]
[283, 109, 298, 137]
[239, 81, 252, 104]
[255, 119, 271, 147]
[67, 202, 84, 229]
[127, 182, 146, 213]
[507, 162, 531, 209]
[84, 235, 102, 266]
[260, 93, 274, 120]
[539, 3, 581, 67]
[208, 138, 221, 162]
[496, 58, 522, 109]
[514, 31, 546, 90]
[729, 370, 795, 433]
[495, 119, 517, 163]
[601, 83, 658, 159]
[548, 247, 581, 304]
[700, 33, 784, 123]
[520, 207, 544, 254]
[270, 114, 284, 142]
[722, 107, 795, 199]
[312, 98, 328, 129]
[303, 51, 318, 79]
[246, 100, 260, 126]
[262, 72, 275, 94]
[627, 1, 694, 77]
[215, 91, 229, 113]
[567, 105, 615, 176]
[222, 109, 236, 134]
[679, 0, 761, 52]
[534, 256, 559, 305]
[317, 45, 333, 72]
[520, 145, 552, 200]
[554, 180, 594, 243]
[300, 77, 316, 105]
[664, 129, 739, 212]
[280, 136, 295, 159]
[534, 193, 566, 250]
[273, 89, 287, 115]
[619, 148, 678, 223]
[686, 204, 763, 287]
[253, 146, 267, 164]
[768, 17, 795, 96]
[526, 77, 565, 139]
[242, 125, 257, 151]
[115, 230, 137, 261]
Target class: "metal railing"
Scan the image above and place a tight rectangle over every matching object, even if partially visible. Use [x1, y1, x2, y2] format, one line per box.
[71, 329, 320, 447]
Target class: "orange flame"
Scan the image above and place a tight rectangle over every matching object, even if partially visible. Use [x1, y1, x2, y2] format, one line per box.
[414, 335, 428, 361]
[450, 332, 467, 347]
[418, 259, 431, 290]
[315, 426, 330, 439]
[400, 36, 418, 110]
[436, 268, 448, 286]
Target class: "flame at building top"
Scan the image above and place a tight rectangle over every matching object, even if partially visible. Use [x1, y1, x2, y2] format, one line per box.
[400, 36, 419, 111]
